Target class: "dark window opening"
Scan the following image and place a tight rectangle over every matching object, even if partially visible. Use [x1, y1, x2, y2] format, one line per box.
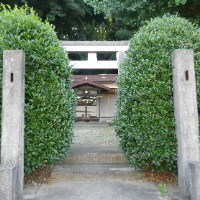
[69, 53, 88, 60]
[97, 53, 116, 60]
[73, 69, 118, 75]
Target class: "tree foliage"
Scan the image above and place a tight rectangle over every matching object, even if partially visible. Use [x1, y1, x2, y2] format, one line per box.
[85, 0, 200, 29]
[1, 0, 134, 40]
[1, 0, 119, 40]
[0, 5, 76, 173]
[115, 14, 200, 173]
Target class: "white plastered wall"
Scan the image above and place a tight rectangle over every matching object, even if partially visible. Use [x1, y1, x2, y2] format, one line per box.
[99, 94, 117, 122]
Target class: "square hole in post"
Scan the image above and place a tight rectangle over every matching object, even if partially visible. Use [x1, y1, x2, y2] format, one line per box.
[185, 71, 189, 81]
[10, 73, 13, 82]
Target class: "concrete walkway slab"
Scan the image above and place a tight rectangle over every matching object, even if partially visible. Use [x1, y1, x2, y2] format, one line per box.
[24, 179, 174, 200]
[67, 145, 123, 155]
[51, 163, 144, 180]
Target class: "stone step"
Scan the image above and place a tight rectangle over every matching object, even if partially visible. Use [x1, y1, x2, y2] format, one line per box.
[59, 153, 128, 164]
[51, 163, 145, 180]
[58, 145, 129, 164]
[74, 122, 110, 127]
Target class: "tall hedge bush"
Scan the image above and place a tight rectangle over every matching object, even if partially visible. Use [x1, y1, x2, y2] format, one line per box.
[0, 5, 76, 173]
[115, 14, 200, 173]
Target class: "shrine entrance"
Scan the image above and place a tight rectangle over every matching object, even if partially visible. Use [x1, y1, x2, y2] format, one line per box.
[73, 76, 116, 122]
[61, 41, 129, 123]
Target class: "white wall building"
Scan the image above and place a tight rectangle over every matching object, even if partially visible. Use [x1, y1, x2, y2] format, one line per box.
[61, 41, 129, 122]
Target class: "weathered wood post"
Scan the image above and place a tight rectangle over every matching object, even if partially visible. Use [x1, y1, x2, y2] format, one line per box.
[0, 50, 25, 200]
[172, 49, 199, 199]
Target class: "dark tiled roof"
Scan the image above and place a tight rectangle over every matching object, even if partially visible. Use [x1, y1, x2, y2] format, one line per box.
[72, 77, 115, 93]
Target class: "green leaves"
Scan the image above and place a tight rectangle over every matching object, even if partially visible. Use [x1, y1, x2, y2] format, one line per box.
[115, 14, 200, 173]
[0, 5, 76, 174]
[86, 0, 200, 31]
[175, 0, 187, 5]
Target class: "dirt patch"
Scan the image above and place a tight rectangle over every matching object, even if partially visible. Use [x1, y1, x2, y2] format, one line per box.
[140, 169, 178, 185]
[24, 166, 56, 185]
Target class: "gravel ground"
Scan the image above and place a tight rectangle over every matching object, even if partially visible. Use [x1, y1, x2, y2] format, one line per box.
[73, 126, 119, 146]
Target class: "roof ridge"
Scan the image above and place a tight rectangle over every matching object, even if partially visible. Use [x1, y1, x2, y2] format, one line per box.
[72, 78, 114, 92]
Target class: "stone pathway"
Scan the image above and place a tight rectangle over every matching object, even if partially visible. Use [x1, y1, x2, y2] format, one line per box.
[52, 124, 144, 181]
[23, 123, 181, 200]
[72, 125, 119, 146]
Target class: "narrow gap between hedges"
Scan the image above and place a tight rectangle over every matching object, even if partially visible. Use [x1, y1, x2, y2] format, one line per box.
[24, 125, 178, 186]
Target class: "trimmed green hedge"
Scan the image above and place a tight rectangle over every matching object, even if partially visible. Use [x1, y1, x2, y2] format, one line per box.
[115, 14, 200, 173]
[0, 5, 76, 173]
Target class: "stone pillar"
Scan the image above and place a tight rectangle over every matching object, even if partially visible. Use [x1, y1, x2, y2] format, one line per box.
[172, 49, 199, 199]
[88, 52, 97, 61]
[117, 51, 126, 73]
[1, 50, 25, 200]
[189, 161, 200, 200]
[0, 165, 17, 200]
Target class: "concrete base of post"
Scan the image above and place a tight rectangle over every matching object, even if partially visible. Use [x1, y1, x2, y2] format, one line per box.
[0, 165, 17, 200]
[189, 161, 200, 200]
